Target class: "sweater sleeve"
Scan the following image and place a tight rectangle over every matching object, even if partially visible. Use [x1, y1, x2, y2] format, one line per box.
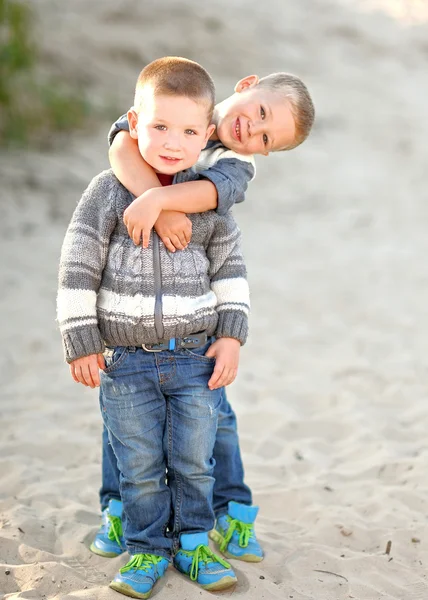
[57, 171, 118, 362]
[206, 215, 250, 344]
[197, 151, 255, 216]
[107, 113, 130, 147]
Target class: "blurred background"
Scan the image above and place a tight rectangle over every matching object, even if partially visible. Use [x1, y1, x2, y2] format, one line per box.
[1, 1, 428, 598]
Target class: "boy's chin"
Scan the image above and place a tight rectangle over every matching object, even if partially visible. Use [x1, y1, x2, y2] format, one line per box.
[152, 161, 183, 174]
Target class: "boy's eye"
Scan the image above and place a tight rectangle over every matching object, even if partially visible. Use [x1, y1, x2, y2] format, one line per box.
[260, 106, 266, 119]
[185, 129, 197, 135]
[155, 125, 167, 131]
[263, 134, 268, 145]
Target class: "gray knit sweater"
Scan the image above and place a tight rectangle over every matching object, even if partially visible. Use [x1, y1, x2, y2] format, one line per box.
[57, 170, 250, 363]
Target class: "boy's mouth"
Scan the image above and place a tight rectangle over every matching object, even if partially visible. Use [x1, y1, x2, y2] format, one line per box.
[233, 118, 242, 143]
[159, 155, 181, 164]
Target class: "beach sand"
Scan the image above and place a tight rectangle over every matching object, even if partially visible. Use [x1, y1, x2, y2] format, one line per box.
[1, 0, 428, 598]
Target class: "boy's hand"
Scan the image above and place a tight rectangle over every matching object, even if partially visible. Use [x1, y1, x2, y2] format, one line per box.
[70, 353, 105, 388]
[205, 337, 241, 390]
[123, 189, 163, 247]
[155, 210, 192, 252]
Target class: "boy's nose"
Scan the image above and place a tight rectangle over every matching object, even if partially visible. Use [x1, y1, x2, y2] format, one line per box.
[164, 134, 180, 151]
[248, 120, 263, 137]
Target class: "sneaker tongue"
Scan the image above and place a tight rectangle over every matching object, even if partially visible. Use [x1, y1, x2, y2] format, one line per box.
[228, 501, 259, 524]
[108, 499, 123, 518]
[180, 532, 209, 550]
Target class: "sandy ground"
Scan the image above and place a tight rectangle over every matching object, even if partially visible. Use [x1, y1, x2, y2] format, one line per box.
[1, 0, 428, 598]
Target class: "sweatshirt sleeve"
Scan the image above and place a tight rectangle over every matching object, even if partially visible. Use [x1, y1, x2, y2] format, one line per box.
[197, 150, 255, 216]
[107, 113, 130, 147]
[57, 171, 118, 362]
[206, 214, 250, 344]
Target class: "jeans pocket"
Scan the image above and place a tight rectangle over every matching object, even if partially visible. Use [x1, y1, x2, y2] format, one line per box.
[103, 346, 129, 374]
[183, 341, 216, 363]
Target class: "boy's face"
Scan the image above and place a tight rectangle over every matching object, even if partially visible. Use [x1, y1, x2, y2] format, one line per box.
[128, 88, 215, 175]
[213, 76, 296, 156]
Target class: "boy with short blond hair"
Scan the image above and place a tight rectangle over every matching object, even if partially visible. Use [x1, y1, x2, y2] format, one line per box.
[58, 56, 251, 598]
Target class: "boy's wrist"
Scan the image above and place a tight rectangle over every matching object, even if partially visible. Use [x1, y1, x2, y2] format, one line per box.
[216, 336, 241, 346]
[139, 187, 167, 210]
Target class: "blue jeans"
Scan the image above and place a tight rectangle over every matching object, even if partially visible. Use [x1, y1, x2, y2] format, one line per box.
[100, 389, 252, 518]
[100, 343, 222, 558]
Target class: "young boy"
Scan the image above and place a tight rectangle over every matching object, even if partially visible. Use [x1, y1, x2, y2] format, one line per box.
[92, 68, 315, 564]
[58, 57, 251, 598]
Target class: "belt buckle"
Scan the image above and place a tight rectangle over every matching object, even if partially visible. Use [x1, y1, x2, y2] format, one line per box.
[142, 343, 166, 353]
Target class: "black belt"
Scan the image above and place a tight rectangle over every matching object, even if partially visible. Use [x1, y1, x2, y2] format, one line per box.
[142, 331, 208, 353]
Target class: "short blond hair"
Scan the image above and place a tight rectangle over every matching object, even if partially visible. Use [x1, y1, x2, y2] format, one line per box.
[134, 57, 216, 122]
[257, 73, 315, 151]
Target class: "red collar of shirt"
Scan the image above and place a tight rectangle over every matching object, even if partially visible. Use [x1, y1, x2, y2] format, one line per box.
[156, 173, 174, 187]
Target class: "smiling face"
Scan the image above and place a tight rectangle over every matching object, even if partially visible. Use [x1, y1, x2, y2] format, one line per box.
[212, 76, 296, 156]
[128, 88, 215, 175]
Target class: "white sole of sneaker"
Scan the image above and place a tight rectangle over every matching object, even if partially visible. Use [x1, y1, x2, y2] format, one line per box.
[202, 575, 238, 591]
[90, 542, 124, 558]
[109, 580, 152, 599]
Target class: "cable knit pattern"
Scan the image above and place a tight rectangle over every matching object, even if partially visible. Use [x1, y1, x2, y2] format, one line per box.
[57, 169, 250, 362]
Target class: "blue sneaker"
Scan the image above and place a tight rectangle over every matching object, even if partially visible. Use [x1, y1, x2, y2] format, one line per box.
[209, 501, 264, 562]
[173, 532, 237, 592]
[110, 554, 169, 599]
[90, 499, 126, 557]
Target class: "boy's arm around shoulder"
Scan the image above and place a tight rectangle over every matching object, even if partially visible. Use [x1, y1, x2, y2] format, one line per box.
[57, 171, 118, 363]
[207, 213, 250, 344]
[195, 147, 256, 216]
[143, 147, 256, 218]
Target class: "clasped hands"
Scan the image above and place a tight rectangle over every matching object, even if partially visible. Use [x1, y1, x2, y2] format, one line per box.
[123, 188, 191, 252]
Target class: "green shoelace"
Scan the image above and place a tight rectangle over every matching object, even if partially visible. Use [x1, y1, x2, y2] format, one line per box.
[220, 517, 253, 552]
[120, 554, 164, 574]
[107, 514, 123, 545]
[181, 544, 231, 582]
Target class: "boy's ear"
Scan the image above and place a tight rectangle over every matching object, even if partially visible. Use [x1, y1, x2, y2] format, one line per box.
[234, 75, 259, 93]
[127, 108, 139, 139]
[204, 123, 216, 143]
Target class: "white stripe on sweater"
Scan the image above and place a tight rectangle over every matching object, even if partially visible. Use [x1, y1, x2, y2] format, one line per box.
[59, 282, 248, 325]
[97, 289, 218, 318]
[61, 317, 99, 332]
[211, 278, 250, 308]
[57, 289, 97, 322]
[97, 289, 155, 316]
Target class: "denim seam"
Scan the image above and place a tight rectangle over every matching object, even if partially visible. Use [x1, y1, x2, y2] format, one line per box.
[155, 354, 177, 385]
[168, 404, 182, 551]
[166, 403, 178, 554]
